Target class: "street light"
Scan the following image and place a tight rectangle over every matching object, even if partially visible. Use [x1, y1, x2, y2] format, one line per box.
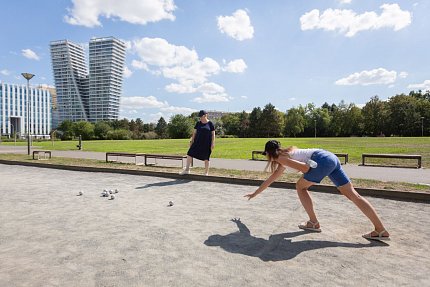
[314, 119, 317, 138]
[21, 73, 35, 155]
[421, 117, 425, 137]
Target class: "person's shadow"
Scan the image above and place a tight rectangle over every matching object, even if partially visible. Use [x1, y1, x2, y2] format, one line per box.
[136, 179, 191, 189]
[204, 218, 388, 261]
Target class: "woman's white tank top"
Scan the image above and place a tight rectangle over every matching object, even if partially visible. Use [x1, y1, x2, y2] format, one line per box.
[289, 149, 320, 163]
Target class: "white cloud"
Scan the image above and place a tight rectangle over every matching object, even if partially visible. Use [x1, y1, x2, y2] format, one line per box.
[130, 37, 238, 102]
[407, 80, 430, 90]
[335, 68, 397, 86]
[123, 66, 133, 78]
[160, 106, 195, 114]
[64, 0, 176, 27]
[131, 60, 148, 70]
[338, 0, 352, 4]
[300, 4, 412, 37]
[217, 9, 254, 41]
[240, 96, 248, 99]
[121, 96, 168, 109]
[22, 49, 40, 60]
[223, 59, 247, 73]
[192, 93, 231, 103]
[399, 71, 408, 78]
[162, 57, 220, 85]
[0, 69, 11, 76]
[132, 37, 198, 67]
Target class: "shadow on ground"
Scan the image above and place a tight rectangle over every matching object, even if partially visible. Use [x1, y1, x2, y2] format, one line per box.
[136, 179, 191, 189]
[204, 218, 388, 262]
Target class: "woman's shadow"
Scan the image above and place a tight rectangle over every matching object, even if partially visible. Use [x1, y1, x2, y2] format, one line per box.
[204, 218, 387, 262]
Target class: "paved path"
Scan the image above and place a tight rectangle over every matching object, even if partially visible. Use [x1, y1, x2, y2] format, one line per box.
[1, 145, 429, 184]
[1, 165, 429, 287]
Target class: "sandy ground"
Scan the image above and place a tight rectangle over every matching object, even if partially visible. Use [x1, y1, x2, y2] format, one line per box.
[0, 164, 429, 287]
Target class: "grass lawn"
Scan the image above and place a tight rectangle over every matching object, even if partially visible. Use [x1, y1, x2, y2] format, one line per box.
[2, 137, 429, 167]
[0, 153, 428, 193]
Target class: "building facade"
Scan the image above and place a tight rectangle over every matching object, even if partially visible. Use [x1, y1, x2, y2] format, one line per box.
[50, 37, 125, 124]
[89, 37, 126, 122]
[0, 82, 51, 138]
[50, 40, 89, 123]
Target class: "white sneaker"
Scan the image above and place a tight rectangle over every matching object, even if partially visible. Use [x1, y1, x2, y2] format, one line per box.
[180, 169, 190, 175]
[204, 173, 209, 176]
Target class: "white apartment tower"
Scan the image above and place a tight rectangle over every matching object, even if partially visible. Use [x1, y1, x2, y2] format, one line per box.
[89, 37, 126, 122]
[50, 37, 125, 123]
[50, 40, 89, 122]
[0, 82, 51, 138]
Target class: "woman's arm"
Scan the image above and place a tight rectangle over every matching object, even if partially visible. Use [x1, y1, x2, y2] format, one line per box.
[190, 130, 196, 146]
[244, 165, 286, 200]
[278, 157, 310, 173]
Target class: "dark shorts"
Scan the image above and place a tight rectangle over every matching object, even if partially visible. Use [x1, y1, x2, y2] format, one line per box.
[303, 150, 350, 187]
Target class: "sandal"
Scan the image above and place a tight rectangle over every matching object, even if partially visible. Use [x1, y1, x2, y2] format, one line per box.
[298, 220, 321, 232]
[362, 230, 390, 241]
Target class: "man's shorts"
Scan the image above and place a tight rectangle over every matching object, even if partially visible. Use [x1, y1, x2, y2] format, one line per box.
[303, 150, 350, 187]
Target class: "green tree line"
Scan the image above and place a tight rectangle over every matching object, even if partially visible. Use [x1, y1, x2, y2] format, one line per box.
[56, 91, 429, 140]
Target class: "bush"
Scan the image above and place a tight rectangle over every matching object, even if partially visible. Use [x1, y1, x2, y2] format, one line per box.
[142, 131, 158, 139]
[107, 129, 131, 140]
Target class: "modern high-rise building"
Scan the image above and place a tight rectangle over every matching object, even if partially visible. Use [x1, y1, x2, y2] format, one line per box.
[50, 37, 125, 124]
[0, 82, 51, 138]
[50, 40, 89, 123]
[89, 37, 126, 122]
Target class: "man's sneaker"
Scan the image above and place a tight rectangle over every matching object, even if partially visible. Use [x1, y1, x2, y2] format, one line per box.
[179, 169, 190, 175]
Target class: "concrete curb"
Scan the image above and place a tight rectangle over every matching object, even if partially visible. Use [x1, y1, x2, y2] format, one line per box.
[1, 159, 429, 203]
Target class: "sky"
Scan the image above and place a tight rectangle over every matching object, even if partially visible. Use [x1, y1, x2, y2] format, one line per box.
[1, 0, 429, 123]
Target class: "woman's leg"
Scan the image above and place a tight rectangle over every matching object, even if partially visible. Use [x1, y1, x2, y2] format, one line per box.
[204, 160, 209, 175]
[337, 182, 389, 237]
[180, 156, 193, 174]
[296, 177, 319, 227]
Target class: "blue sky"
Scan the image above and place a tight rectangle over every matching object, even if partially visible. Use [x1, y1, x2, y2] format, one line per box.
[1, 0, 429, 123]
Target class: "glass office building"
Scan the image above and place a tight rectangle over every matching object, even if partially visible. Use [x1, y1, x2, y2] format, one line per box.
[0, 82, 51, 138]
[50, 37, 125, 123]
[50, 40, 89, 122]
[89, 37, 126, 122]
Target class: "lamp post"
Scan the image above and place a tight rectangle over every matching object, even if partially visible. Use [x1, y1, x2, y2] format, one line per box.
[314, 119, 317, 138]
[21, 73, 35, 155]
[422, 117, 425, 137]
[11, 122, 16, 146]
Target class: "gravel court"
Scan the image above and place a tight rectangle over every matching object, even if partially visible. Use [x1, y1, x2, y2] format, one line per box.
[0, 164, 429, 287]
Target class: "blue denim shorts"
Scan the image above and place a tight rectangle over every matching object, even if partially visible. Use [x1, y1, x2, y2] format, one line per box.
[303, 150, 350, 187]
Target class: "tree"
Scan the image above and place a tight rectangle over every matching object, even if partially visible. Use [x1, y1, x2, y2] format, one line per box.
[155, 117, 168, 138]
[285, 106, 306, 137]
[168, 114, 194, 139]
[259, 103, 284, 137]
[73, 121, 94, 140]
[94, 121, 112, 140]
[221, 113, 241, 136]
[387, 94, 422, 136]
[248, 107, 262, 137]
[362, 96, 389, 136]
[238, 111, 250, 137]
[57, 120, 74, 140]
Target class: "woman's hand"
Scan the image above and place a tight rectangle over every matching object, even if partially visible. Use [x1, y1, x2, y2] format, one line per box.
[211, 143, 215, 150]
[244, 192, 258, 200]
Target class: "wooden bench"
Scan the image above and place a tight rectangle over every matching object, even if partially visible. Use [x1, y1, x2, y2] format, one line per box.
[252, 150, 349, 164]
[334, 153, 349, 165]
[32, 150, 52, 160]
[106, 152, 146, 165]
[362, 153, 422, 168]
[144, 154, 191, 168]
